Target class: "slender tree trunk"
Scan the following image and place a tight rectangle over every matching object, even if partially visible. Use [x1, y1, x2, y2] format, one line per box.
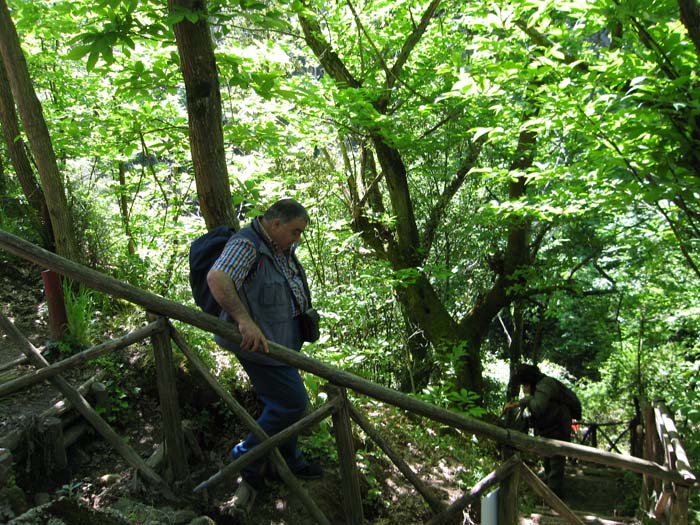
[507, 301, 525, 399]
[168, 0, 238, 231]
[116, 162, 135, 255]
[0, 148, 5, 194]
[398, 314, 432, 393]
[0, 0, 78, 260]
[0, 54, 53, 249]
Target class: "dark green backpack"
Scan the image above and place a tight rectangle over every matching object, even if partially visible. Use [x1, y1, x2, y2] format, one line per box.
[557, 380, 582, 420]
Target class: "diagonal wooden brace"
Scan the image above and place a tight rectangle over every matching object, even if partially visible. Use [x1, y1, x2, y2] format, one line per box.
[0, 313, 175, 500]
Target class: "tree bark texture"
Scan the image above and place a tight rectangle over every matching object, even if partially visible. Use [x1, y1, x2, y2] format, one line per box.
[117, 162, 136, 255]
[168, 0, 238, 232]
[0, 54, 53, 249]
[0, 1, 76, 259]
[678, 0, 700, 55]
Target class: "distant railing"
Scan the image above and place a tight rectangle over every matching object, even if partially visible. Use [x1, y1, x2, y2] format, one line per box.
[572, 396, 645, 458]
[577, 420, 630, 453]
[0, 229, 696, 525]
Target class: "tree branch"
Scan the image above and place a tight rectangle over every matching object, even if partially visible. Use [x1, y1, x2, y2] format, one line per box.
[514, 19, 589, 73]
[343, 0, 438, 110]
[389, 0, 442, 90]
[421, 139, 483, 256]
[297, 11, 361, 88]
[522, 283, 617, 298]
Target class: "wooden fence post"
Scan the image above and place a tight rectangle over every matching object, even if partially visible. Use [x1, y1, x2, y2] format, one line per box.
[149, 314, 189, 483]
[590, 424, 598, 448]
[42, 269, 67, 341]
[497, 464, 520, 525]
[328, 385, 364, 525]
[0, 448, 11, 486]
[641, 404, 656, 513]
[44, 416, 69, 483]
[671, 486, 689, 525]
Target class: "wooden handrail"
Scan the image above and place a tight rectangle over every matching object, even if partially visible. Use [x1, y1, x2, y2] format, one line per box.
[0, 319, 165, 396]
[657, 402, 694, 482]
[0, 228, 695, 487]
[193, 397, 342, 493]
[348, 402, 446, 513]
[641, 401, 695, 525]
[0, 312, 175, 499]
[426, 454, 522, 525]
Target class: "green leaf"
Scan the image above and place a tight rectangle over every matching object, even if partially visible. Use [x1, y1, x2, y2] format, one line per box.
[86, 50, 99, 70]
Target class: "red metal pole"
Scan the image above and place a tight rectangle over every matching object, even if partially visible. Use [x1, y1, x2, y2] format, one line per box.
[42, 269, 67, 341]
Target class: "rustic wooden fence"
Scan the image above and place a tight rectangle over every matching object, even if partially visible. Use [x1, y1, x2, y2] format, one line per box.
[0, 229, 697, 524]
[642, 401, 695, 525]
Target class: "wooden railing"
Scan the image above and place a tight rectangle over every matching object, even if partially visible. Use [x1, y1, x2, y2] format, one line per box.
[0, 229, 697, 524]
[574, 397, 644, 456]
[642, 402, 696, 525]
[577, 420, 630, 453]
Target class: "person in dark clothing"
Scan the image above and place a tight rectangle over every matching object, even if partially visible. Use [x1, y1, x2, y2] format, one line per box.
[505, 364, 572, 496]
[207, 199, 322, 494]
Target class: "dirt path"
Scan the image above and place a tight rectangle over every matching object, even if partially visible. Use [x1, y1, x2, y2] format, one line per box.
[0, 263, 56, 442]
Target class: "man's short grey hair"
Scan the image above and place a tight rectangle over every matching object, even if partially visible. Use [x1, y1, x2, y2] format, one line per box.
[264, 199, 310, 224]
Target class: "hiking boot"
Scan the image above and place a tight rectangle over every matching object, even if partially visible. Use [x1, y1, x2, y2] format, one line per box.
[291, 461, 323, 480]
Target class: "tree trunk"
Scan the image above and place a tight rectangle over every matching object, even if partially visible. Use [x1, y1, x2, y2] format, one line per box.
[507, 301, 525, 399]
[678, 0, 700, 56]
[168, 0, 238, 231]
[398, 313, 432, 393]
[116, 162, 135, 255]
[0, 54, 53, 249]
[299, 7, 540, 399]
[0, 0, 77, 259]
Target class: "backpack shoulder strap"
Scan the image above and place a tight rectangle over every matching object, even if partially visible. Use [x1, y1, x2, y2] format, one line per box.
[232, 224, 265, 280]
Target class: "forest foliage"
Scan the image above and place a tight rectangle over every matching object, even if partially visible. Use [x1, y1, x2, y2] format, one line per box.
[1, 0, 700, 514]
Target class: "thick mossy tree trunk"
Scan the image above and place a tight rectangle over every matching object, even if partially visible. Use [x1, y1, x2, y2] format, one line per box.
[169, 0, 238, 231]
[0, 0, 78, 261]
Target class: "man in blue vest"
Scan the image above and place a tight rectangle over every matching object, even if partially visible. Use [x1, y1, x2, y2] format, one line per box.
[207, 199, 322, 492]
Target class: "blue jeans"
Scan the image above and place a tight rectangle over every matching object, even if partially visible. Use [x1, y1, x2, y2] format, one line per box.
[232, 359, 309, 477]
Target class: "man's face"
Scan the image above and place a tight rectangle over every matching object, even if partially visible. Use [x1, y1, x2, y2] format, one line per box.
[268, 217, 307, 251]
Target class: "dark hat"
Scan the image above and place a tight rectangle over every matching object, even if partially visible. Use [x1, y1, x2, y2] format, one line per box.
[512, 363, 543, 385]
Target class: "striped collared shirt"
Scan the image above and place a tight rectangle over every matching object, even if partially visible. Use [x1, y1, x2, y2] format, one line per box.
[211, 218, 309, 315]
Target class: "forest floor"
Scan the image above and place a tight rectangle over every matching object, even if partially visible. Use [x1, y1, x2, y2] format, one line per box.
[0, 261, 642, 524]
